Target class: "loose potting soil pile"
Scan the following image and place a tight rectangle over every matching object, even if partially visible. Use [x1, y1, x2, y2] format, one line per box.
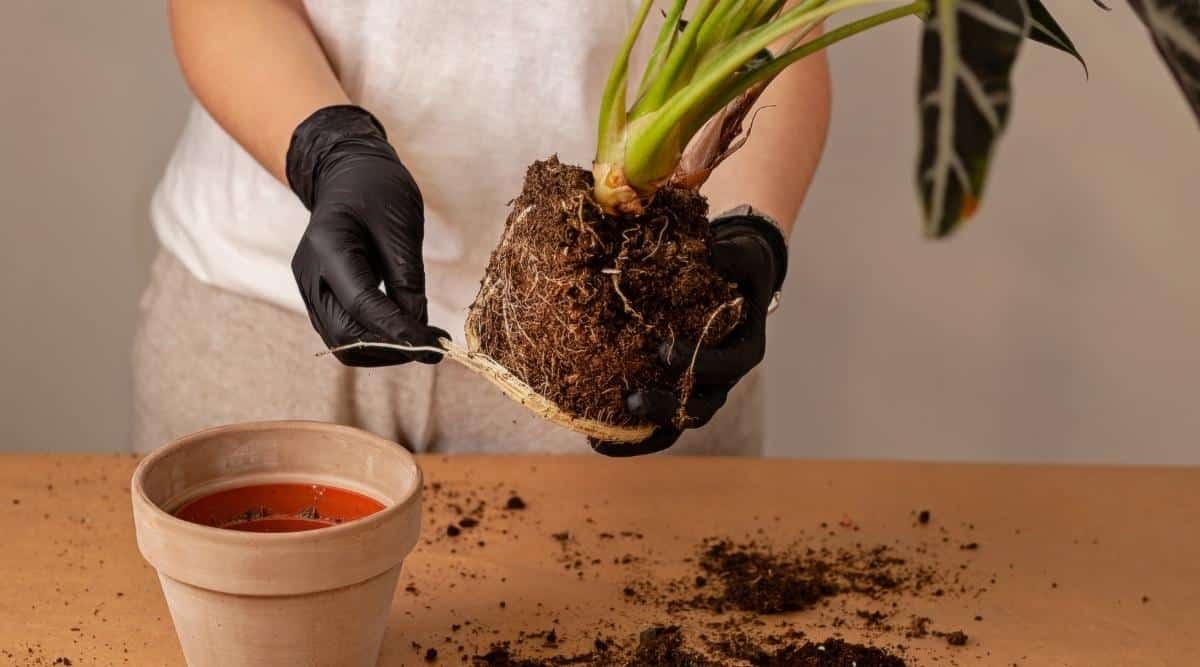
[468, 157, 742, 427]
[473, 626, 906, 666]
[409, 479, 984, 666]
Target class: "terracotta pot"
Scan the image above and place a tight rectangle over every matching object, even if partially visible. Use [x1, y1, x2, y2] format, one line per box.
[131, 421, 422, 667]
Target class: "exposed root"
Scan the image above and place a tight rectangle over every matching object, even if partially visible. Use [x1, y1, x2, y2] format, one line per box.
[605, 269, 646, 323]
[675, 297, 743, 428]
[318, 341, 447, 357]
[466, 157, 743, 436]
[320, 339, 656, 441]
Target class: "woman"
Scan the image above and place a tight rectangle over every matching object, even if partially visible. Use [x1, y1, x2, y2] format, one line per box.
[133, 0, 830, 456]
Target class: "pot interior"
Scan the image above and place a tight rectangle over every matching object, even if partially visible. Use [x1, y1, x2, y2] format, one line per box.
[137, 422, 419, 520]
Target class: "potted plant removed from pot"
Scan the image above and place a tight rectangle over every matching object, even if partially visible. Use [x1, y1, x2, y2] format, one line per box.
[345, 1, 1200, 448]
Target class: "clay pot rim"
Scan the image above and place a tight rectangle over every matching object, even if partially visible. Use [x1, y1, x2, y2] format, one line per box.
[132, 420, 421, 545]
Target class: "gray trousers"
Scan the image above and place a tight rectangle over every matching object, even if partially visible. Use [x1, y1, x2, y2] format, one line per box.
[132, 251, 763, 455]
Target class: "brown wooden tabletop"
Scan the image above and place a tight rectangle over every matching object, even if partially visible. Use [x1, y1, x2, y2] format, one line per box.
[1, 454, 1196, 666]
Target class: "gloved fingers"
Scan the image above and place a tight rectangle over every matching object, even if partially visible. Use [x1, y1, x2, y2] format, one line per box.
[589, 427, 681, 457]
[305, 208, 438, 352]
[682, 387, 729, 428]
[626, 386, 730, 429]
[316, 292, 444, 366]
[625, 387, 680, 427]
[709, 236, 776, 311]
[376, 200, 430, 322]
[293, 240, 442, 366]
[658, 312, 765, 386]
[298, 279, 413, 367]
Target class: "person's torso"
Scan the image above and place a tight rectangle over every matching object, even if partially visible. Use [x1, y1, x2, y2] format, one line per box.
[152, 0, 644, 337]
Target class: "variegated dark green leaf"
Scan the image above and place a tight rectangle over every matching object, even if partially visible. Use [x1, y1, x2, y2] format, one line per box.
[1127, 0, 1200, 125]
[916, 0, 1029, 238]
[1027, 0, 1088, 75]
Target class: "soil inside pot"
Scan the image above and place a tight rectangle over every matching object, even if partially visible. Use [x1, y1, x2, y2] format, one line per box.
[173, 483, 384, 533]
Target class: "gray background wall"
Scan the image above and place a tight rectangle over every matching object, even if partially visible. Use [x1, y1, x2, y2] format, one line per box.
[2, 2, 1197, 462]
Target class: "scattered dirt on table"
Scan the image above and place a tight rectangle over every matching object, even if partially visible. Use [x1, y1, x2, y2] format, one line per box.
[473, 625, 908, 666]
[714, 633, 907, 667]
[662, 538, 939, 615]
[411, 475, 985, 665]
[625, 626, 713, 666]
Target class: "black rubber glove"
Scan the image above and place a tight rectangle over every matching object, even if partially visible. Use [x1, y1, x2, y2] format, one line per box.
[287, 105, 448, 367]
[591, 206, 788, 457]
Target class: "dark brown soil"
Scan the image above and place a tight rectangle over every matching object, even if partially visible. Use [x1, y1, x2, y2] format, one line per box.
[626, 626, 715, 666]
[677, 539, 935, 614]
[472, 626, 908, 666]
[505, 495, 527, 510]
[474, 643, 598, 666]
[469, 157, 742, 426]
[409, 479, 979, 665]
[941, 630, 969, 646]
[715, 634, 907, 667]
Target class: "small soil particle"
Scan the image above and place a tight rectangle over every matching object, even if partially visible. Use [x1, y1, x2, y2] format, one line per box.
[906, 616, 932, 638]
[960, 542, 979, 550]
[447, 525, 462, 537]
[918, 510, 930, 524]
[459, 517, 479, 528]
[425, 646, 438, 661]
[504, 496, 527, 510]
[943, 630, 969, 646]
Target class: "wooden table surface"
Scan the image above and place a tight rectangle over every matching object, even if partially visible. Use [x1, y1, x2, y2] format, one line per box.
[1, 454, 1197, 666]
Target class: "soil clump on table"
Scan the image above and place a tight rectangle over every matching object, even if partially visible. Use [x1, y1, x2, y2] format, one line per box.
[473, 625, 908, 666]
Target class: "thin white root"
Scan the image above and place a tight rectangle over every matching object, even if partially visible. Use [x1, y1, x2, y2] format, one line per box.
[688, 298, 742, 372]
[608, 271, 646, 323]
[318, 341, 447, 357]
[677, 297, 744, 426]
[317, 337, 655, 443]
[643, 218, 671, 260]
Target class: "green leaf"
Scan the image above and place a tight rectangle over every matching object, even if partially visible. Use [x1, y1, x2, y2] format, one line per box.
[596, 0, 657, 163]
[1026, 0, 1088, 76]
[636, 0, 689, 101]
[1126, 0, 1200, 126]
[916, 0, 1029, 238]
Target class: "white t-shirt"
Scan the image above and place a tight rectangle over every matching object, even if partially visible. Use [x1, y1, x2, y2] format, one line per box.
[152, 1, 644, 338]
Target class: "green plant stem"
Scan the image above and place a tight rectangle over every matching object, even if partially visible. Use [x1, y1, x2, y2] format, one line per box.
[630, 0, 722, 119]
[635, 0, 689, 101]
[702, 0, 928, 123]
[596, 0, 657, 164]
[625, 0, 927, 186]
